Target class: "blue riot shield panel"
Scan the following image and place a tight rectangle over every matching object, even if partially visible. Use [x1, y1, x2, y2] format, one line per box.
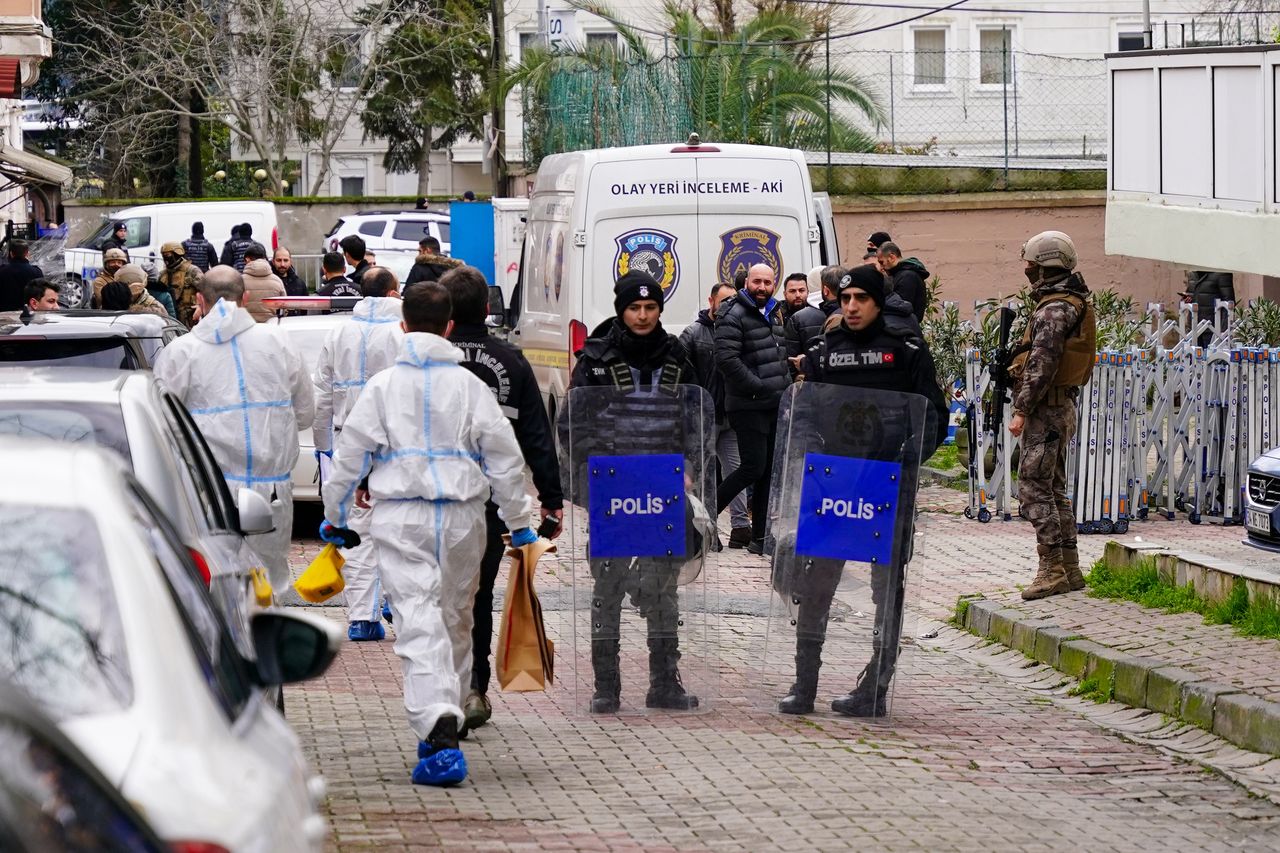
[762, 382, 929, 719]
[557, 384, 717, 715]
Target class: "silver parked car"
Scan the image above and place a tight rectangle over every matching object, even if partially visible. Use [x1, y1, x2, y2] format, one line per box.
[1244, 447, 1280, 552]
[0, 309, 184, 369]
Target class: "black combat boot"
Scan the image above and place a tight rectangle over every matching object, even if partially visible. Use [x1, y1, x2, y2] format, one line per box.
[591, 640, 621, 713]
[830, 650, 894, 718]
[645, 637, 699, 710]
[778, 639, 824, 715]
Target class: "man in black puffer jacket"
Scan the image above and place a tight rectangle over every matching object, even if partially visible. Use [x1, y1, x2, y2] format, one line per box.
[714, 262, 790, 554]
[785, 265, 843, 358]
[566, 270, 700, 715]
[877, 241, 929, 322]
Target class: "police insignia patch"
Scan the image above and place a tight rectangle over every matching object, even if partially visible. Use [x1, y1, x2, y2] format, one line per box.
[718, 226, 782, 284]
[614, 229, 681, 299]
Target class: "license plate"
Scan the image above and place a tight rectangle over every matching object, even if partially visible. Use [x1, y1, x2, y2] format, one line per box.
[1247, 509, 1273, 535]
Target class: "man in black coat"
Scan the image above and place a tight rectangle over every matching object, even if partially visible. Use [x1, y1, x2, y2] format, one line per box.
[405, 236, 463, 288]
[877, 241, 929, 322]
[778, 264, 947, 718]
[0, 241, 45, 311]
[785, 265, 843, 359]
[272, 247, 308, 297]
[102, 221, 130, 259]
[440, 265, 564, 733]
[714, 262, 790, 554]
[680, 281, 750, 547]
[566, 270, 700, 714]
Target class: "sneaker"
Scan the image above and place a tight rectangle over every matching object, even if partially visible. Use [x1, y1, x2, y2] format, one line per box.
[464, 690, 492, 732]
[347, 620, 385, 642]
[727, 527, 752, 549]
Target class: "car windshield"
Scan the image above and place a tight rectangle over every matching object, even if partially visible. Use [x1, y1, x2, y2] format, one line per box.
[77, 217, 150, 250]
[0, 338, 139, 370]
[0, 507, 132, 720]
[0, 401, 131, 464]
[437, 221, 450, 243]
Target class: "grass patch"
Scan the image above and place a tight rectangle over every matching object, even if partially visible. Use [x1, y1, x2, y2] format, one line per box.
[1069, 675, 1113, 703]
[952, 598, 971, 627]
[1086, 558, 1280, 641]
[926, 444, 959, 470]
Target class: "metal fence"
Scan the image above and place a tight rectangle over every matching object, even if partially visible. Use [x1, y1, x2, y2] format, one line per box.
[521, 46, 1106, 191]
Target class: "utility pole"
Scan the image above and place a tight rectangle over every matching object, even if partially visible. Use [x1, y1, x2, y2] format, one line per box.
[1142, 0, 1153, 49]
[490, 0, 506, 197]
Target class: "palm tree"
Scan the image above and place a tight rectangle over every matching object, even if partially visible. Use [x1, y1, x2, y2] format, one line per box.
[508, 1, 884, 166]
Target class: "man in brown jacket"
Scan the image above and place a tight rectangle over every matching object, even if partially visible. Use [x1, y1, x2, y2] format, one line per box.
[241, 245, 286, 322]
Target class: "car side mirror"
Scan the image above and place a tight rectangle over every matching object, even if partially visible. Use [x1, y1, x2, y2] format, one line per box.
[250, 610, 341, 685]
[486, 285, 506, 328]
[236, 488, 275, 536]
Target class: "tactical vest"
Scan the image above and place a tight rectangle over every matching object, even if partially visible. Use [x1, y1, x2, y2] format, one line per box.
[1010, 291, 1096, 388]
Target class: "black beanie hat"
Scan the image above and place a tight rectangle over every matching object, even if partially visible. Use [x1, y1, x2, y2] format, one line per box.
[241, 222, 253, 238]
[840, 263, 887, 308]
[867, 231, 892, 249]
[192, 221, 204, 237]
[613, 270, 664, 317]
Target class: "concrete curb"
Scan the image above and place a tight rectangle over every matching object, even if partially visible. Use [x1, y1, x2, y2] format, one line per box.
[956, 597, 1280, 757]
[1103, 541, 1280, 607]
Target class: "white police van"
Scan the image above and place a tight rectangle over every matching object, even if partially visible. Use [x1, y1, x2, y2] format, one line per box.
[506, 138, 838, 419]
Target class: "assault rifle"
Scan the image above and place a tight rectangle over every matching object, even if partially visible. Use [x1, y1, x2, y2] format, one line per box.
[987, 306, 1017, 434]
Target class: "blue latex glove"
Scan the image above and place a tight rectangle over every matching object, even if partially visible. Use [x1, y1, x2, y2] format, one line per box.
[510, 527, 537, 547]
[319, 520, 361, 549]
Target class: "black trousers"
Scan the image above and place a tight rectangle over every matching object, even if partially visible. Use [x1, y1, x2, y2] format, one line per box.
[716, 408, 778, 541]
[470, 500, 505, 694]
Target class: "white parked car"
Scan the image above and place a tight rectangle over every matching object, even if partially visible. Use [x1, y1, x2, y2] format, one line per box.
[324, 209, 450, 256]
[0, 439, 339, 851]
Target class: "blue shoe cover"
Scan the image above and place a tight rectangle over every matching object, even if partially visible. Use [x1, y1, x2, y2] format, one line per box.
[382, 600, 393, 623]
[412, 749, 467, 786]
[347, 620, 385, 642]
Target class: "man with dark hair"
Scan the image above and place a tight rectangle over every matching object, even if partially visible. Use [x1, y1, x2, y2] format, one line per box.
[183, 222, 219, 272]
[785, 265, 843, 359]
[0, 240, 45, 311]
[681, 281, 749, 548]
[340, 234, 371, 286]
[406, 236, 463, 287]
[318, 252, 361, 297]
[241, 244, 285, 322]
[440, 264, 563, 733]
[321, 279, 536, 788]
[877, 241, 929, 322]
[272, 248, 307, 297]
[714, 262, 789, 555]
[781, 272, 809, 318]
[360, 266, 398, 299]
[24, 278, 59, 312]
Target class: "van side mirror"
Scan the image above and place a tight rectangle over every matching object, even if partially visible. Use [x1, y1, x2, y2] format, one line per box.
[250, 610, 341, 685]
[236, 487, 275, 536]
[486, 285, 506, 328]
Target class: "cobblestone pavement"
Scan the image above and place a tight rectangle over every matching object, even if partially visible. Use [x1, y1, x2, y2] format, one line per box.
[287, 497, 1280, 851]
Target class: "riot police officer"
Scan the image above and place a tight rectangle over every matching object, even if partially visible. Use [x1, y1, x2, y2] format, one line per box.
[782, 264, 947, 717]
[566, 270, 699, 713]
[1008, 231, 1096, 599]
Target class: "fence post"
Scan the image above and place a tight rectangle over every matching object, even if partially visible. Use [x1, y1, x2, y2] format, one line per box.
[889, 52, 896, 149]
[825, 31, 832, 191]
[1012, 47, 1019, 156]
[1002, 35, 1010, 186]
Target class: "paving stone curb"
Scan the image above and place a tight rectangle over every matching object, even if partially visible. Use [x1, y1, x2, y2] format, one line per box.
[956, 597, 1280, 757]
[1103, 540, 1280, 606]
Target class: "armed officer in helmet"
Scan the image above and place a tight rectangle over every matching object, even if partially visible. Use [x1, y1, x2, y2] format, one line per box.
[783, 265, 948, 717]
[1007, 231, 1096, 600]
[565, 270, 700, 714]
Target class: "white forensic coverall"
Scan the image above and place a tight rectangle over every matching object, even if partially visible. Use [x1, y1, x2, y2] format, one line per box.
[155, 297, 315, 590]
[323, 332, 533, 738]
[313, 296, 404, 625]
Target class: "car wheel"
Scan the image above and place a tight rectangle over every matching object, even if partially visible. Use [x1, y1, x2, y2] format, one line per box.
[61, 274, 89, 308]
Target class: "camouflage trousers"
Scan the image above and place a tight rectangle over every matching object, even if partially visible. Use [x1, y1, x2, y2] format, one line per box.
[1018, 400, 1077, 550]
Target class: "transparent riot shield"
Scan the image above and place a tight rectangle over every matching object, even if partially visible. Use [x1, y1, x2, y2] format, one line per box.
[761, 382, 929, 720]
[556, 384, 717, 715]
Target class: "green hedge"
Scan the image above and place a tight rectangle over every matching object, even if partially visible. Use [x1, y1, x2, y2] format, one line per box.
[67, 194, 486, 206]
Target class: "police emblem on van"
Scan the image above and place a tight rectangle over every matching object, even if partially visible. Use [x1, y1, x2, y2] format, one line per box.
[718, 226, 782, 284]
[614, 229, 680, 298]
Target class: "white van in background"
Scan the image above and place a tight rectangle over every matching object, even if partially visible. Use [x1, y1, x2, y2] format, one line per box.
[65, 200, 279, 305]
[506, 140, 838, 418]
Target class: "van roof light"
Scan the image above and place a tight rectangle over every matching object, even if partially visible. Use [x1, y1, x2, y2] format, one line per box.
[671, 132, 718, 154]
[687, 132, 700, 147]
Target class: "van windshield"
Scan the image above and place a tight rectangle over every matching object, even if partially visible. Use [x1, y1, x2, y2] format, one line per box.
[77, 218, 151, 250]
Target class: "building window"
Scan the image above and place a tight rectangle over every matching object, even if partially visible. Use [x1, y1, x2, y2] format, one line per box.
[340, 176, 365, 197]
[978, 28, 1012, 86]
[519, 32, 538, 58]
[586, 31, 618, 50]
[328, 32, 363, 89]
[912, 29, 947, 86]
